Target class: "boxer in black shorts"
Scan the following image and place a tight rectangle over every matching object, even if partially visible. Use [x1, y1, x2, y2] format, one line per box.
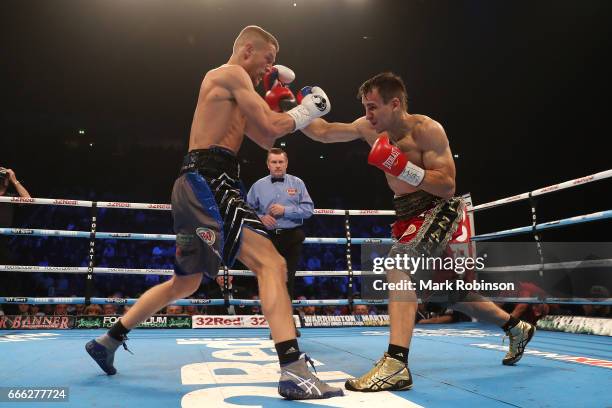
[85, 25, 342, 400]
[172, 147, 268, 277]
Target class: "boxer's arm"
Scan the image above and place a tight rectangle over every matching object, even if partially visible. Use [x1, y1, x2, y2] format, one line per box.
[416, 121, 456, 199]
[302, 117, 371, 143]
[220, 66, 295, 149]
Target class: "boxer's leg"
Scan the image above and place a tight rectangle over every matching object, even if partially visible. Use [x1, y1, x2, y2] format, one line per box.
[85, 272, 203, 375]
[86, 172, 215, 375]
[238, 228, 343, 400]
[345, 266, 414, 392]
[238, 229, 294, 342]
[453, 298, 536, 365]
[120, 273, 203, 329]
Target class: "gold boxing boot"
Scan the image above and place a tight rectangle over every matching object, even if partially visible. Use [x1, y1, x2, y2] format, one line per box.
[345, 353, 412, 392]
[503, 320, 536, 365]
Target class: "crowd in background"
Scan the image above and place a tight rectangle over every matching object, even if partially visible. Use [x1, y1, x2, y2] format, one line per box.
[1, 175, 610, 321]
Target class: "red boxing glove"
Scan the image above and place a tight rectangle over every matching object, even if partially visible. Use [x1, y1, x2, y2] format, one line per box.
[265, 86, 297, 112]
[368, 135, 425, 186]
[263, 65, 295, 92]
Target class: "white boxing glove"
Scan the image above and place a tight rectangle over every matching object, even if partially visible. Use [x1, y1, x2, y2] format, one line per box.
[286, 86, 331, 130]
[263, 65, 295, 91]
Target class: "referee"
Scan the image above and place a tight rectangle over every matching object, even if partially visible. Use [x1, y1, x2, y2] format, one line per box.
[247, 148, 313, 334]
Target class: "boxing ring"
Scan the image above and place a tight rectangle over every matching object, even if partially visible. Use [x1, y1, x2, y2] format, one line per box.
[1, 169, 611, 407]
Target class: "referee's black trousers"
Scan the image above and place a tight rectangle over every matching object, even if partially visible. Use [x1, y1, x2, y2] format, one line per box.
[269, 227, 305, 300]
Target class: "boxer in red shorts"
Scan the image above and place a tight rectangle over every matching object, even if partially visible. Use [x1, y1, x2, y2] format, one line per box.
[301, 72, 535, 392]
[389, 190, 476, 304]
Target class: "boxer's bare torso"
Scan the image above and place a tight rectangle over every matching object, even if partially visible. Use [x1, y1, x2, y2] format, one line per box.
[352, 114, 456, 197]
[187, 65, 250, 154]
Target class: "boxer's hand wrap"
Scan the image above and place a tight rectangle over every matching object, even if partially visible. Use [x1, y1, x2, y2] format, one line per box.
[263, 65, 295, 92]
[368, 135, 425, 187]
[287, 86, 331, 130]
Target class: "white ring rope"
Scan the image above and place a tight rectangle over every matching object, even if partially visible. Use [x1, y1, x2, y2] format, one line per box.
[470, 209, 612, 241]
[3, 262, 612, 276]
[1, 296, 610, 306]
[2, 207, 610, 242]
[0, 228, 394, 244]
[2, 169, 611, 308]
[471, 169, 612, 212]
[1, 168, 609, 214]
[0, 265, 371, 277]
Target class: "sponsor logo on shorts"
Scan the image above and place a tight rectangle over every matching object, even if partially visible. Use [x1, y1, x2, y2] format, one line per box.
[196, 228, 216, 246]
[176, 233, 194, 246]
[404, 224, 417, 235]
[176, 233, 196, 257]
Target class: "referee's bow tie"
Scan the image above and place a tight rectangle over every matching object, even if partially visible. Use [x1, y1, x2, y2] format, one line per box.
[271, 177, 284, 183]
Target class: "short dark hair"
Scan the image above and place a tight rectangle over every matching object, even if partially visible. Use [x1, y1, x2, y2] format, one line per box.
[357, 72, 408, 110]
[268, 147, 288, 159]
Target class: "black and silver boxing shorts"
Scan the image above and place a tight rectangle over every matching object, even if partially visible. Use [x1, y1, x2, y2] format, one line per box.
[387, 191, 470, 304]
[171, 146, 268, 277]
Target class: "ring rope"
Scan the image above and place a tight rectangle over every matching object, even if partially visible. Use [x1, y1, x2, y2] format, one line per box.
[470, 209, 612, 241]
[2, 169, 610, 310]
[1, 168, 609, 214]
[5, 261, 612, 275]
[2, 209, 610, 242]
[470, 169, 612, 212]
[1, 296, 610, 306]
